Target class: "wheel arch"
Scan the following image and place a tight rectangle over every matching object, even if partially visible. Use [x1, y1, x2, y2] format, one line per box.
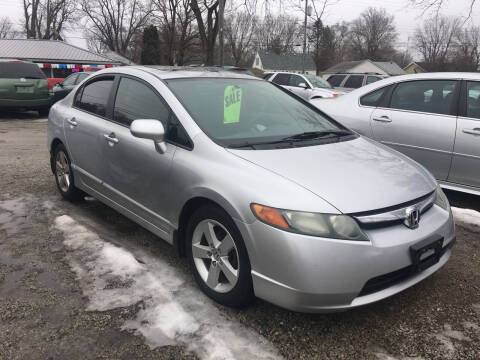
[49, 138, 64, 173]
[174, 192, 247, 258]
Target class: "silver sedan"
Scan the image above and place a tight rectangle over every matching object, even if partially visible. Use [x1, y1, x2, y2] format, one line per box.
[47, 66, 455, 312]
[313, 72, 480, 197]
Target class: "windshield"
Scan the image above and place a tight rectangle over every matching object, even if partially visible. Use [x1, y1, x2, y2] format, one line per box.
[305, 75, 332, 89]
[167, 78, 349, 147]
[0, 62, 46, 79]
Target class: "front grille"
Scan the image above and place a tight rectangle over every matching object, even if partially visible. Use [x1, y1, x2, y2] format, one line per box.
[358, 240, 454, 297]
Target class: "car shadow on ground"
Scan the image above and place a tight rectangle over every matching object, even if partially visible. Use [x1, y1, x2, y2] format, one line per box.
[0, 110, 43, 120]
[445, 189, 480, 212]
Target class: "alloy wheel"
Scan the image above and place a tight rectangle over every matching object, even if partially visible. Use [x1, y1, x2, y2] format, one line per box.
[55, 151, 71, 193]
[192, 219, 240, 293]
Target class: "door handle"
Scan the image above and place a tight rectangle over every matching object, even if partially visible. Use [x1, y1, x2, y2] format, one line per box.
[104, 133, 119, 144]
[372, 115, 392, 123]
[462, 128, 480, 136]
[67, 117, 78, 127]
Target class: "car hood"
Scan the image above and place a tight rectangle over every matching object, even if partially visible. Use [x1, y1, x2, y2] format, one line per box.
[227, 137, 436, 214]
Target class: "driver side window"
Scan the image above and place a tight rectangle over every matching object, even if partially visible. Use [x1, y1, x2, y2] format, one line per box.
[114, 76, 191, 148]
[113, 77, 170, 127]
[289, 75, 307, 88]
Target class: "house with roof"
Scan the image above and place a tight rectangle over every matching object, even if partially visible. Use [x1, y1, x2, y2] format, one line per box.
[0, 39, 123, 78]
[321, 59, 406, 78]
[252, 51, 316, 75]
[404, 62, 427, 74]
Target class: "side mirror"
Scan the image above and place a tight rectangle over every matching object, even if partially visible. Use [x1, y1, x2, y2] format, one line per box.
[54, 83, 63, 88]
[130, 119, 167, 154]
[298, 82, 309, 89]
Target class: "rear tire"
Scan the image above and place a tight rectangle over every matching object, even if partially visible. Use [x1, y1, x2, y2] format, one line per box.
[186, 204, 254, 307]
[53, 144, 84, 201]
[38, 107, 49, 117]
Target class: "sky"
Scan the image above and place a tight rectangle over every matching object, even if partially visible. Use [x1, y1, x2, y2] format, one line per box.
[1, 0, 479, 58]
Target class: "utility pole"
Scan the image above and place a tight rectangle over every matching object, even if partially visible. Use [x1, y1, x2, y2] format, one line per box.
[302, 0, 312, 73]
[218, 0, 225, 66]
[302, 0, 308, 74]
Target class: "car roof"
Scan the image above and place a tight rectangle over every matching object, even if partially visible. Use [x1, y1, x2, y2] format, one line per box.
[96, 65, 260, 80]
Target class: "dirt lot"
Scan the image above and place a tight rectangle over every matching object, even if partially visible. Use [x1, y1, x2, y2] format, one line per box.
[0, 112, 479, 360]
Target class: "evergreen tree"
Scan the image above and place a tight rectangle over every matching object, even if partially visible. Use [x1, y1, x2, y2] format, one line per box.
[141, 25, 161, 65]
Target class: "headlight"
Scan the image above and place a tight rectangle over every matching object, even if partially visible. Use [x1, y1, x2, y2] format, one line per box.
[434, 185, 450, 211]
[251, 204, 368, 241]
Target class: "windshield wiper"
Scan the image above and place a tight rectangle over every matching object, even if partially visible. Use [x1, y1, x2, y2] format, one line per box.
[228, 139, 289, 149]
[282, 130, 351, 142]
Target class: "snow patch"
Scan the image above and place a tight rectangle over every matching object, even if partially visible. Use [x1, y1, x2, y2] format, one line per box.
[373, 349, 424, 360]
[54, 215, 281, 360]
[431, 324, 471, 358]
[452, 207, 480, 232]
[0, 197, 30, 236]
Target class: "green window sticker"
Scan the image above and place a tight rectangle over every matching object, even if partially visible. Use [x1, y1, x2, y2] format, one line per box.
[224, 85, 242, 124]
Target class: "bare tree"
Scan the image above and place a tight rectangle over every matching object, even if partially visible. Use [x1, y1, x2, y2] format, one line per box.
[153, 0, 197, 65]
[224, 11, 257, 66]
[0, 17, 17, 39]
[23, 0, 76, 39]
[256, 14, 299, 54]
[410, 0, 477, 17]
[348, 7, 398, 60]
[175, 0, 198, 65]
[82, 0, 152, 58]
[414, 15, 461, 70]
[452, 25, 480, 71]
[189, 0, 227, 65]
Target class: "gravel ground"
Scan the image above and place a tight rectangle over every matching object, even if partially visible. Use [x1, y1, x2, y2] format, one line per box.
[0, 112, 479, 360]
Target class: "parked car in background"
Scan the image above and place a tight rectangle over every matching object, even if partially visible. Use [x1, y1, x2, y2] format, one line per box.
[47, 78, 64, 90]
[326, 73, 388, 92]
[265, 72, 345, 100]
[313, 72, 480, 196]
[48, 66, 454, 312]
[0, 60, 51, 116]
[52, 71, 92, 103]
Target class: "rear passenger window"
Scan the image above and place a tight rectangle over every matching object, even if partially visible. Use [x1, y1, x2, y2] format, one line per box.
[466, 81, 480, 119]
[327, 75, 346, 87]
[272, 73, 291, 86]
[75, 77, 113, 117]
[390, 80, 457, 115]
[344, 75, 364, 89]
[360, 87, 387, 107]
[113, 77, 170, 127]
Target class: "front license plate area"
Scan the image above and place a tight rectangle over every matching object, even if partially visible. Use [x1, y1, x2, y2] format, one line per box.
[410, 236, 443, 272]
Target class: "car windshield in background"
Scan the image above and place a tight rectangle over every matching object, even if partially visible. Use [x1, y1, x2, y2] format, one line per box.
[305, 75, 332, 89]
[167, 78, 351, 148]
[0, 62, 46, 79]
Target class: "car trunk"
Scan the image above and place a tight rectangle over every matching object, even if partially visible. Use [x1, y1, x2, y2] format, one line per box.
[0, 62, 50, 100]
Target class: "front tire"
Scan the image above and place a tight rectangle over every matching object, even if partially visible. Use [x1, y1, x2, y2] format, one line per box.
[186, 205, 254, 307]
[53, 144, 84, 201]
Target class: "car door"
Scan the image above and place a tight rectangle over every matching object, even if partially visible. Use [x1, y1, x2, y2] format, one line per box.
[370, 79, 459, 180]
[287, 74, 311, 99]
[65, 75, 115, 192]
[53, 73, 77, 102]
[270, 73, 291, 91]
[101, 75, 180, 233]
[448, 80, 480, 188]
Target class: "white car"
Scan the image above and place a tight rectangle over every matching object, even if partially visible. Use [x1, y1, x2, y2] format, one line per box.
[312, 72, 480, 196]
[264, 72, 345, 100]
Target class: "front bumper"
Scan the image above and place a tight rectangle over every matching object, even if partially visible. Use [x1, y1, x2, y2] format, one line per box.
[236, 204, 455, 312]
